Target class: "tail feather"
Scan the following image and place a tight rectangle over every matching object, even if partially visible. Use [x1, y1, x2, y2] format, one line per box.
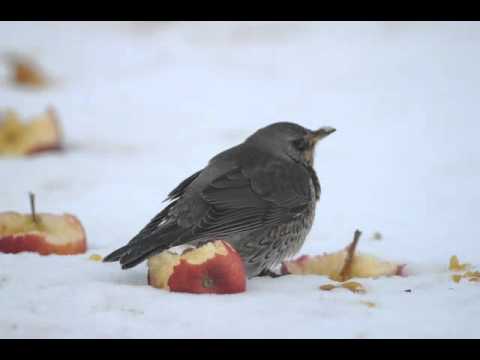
[119, 246, 165, 269]
[104, 226, 186, 269]
[103, 245, 130, 262]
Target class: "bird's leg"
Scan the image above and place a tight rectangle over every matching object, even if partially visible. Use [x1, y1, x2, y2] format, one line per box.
[258, 268, 286, 278]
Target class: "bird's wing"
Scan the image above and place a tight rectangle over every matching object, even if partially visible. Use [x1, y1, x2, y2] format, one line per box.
[189, 160, 314, 240]
[105, 159, 315, 269]
[164, 170, 202, 202]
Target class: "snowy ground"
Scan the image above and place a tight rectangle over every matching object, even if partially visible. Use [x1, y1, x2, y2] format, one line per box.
[1, 21, 479, 338]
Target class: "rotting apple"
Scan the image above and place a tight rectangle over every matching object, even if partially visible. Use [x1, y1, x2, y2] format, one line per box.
[148, 240, 247, 294]
[0, 107, 62, 156]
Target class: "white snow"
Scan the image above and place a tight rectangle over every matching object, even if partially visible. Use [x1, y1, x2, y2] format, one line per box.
[1, 21, 480, 338]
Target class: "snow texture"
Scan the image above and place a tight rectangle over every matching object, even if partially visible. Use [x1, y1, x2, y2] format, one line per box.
[0, 21, 479, 338]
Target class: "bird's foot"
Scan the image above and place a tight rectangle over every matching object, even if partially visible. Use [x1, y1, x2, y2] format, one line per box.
[258, 269, 286, 278]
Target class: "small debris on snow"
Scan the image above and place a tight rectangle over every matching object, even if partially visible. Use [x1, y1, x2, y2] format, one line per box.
[360, 301, 376, 308]
[88, 254, 103, 262]
[319, 281, 366, 294]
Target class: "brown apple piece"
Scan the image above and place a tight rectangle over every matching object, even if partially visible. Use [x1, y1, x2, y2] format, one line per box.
[319, 281, 367, 294]
[5, 55, 48, 88]
[13, 61, 47, 87]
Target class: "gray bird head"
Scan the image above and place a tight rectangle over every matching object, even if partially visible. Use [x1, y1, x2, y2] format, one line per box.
[246, 122, 336, 166]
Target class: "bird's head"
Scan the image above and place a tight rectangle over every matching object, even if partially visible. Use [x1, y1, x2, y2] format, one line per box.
[246, 122, 336, 167]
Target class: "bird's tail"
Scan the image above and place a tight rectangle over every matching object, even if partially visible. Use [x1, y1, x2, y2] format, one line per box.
[103, 226, 186, 269]
[103, 245, 130, 262]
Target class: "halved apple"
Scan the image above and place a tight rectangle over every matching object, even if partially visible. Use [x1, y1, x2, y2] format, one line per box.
[0, 212, 87, 255]
[0, 108, 62, 156]
[282, 230, 405, 281]
[148, 240, 247, 294]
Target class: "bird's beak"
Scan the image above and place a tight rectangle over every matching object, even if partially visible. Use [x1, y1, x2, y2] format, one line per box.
[310, 127, 336, 143]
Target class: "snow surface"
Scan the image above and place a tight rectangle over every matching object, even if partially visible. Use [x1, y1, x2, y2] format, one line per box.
[1, 21, 480, 338]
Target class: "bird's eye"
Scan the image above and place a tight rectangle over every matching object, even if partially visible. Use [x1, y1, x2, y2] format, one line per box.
[293, 138, 308, 151]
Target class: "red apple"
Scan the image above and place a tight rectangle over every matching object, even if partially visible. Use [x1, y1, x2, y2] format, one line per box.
[0, 107, 62, 156]
[148, 240, 246, 294]
[0, 210, 87, 256]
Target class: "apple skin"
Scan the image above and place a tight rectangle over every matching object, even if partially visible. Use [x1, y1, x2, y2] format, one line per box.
[0, 212, 87, 256]
[148, 240, 247, 294]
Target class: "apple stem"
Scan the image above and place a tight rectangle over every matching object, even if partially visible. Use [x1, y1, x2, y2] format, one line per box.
[29, 192, 37, 223]
[339, 229, 362, 282]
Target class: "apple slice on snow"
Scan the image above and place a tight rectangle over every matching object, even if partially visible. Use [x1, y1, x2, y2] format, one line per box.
[282, 230, 406, 281]
[148, 240, 247, 294]
[0, 107, 62, 156]
[0, 194, 87, 255]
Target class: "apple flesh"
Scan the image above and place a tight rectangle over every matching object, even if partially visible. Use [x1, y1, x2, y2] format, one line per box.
[0, 212, 87, 255]
[282, 231, 405, 281]
[148, 240, 247, 294]
[282, 252, 405, 280]
[0, 108, 62, 156]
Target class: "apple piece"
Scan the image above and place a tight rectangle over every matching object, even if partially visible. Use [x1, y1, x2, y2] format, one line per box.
[464, 271, 480, 278]
[319, 284, 337, 291]
[13, 60, 47, 87]
[0, 193, 87, 255]
[360, 301, 376, 308]
[89, 254, 103, 262]
[448, 255, 480, 283]
[282, 230, 405, 281]
[0, 108, 62, 156]
[148, 240, 247, 294]
[449, 255, 471, 272]
[319, 281, 367, 294]
[341, 281, 367, 294]
[5, 54, 48, 88]
[451, 274, 462, 283]
[24, 108, 63, 155]
[0, 212, 87, 255]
